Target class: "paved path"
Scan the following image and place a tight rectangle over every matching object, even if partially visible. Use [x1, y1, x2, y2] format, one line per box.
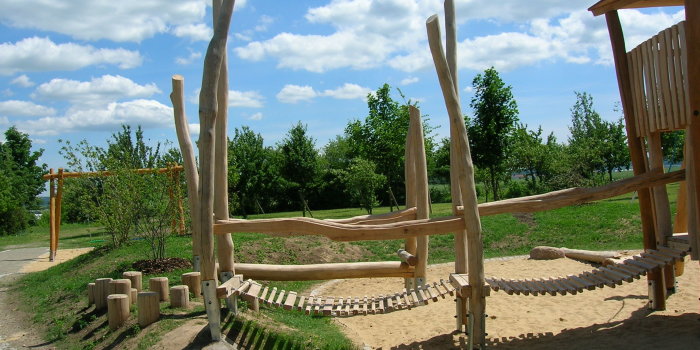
[0, 247, 54, 349]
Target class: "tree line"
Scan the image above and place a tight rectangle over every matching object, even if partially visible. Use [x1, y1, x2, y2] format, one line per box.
[0, 67, 686, 238]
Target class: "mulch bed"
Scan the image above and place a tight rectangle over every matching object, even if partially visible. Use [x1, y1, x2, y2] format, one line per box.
[132, 257, 192, 274]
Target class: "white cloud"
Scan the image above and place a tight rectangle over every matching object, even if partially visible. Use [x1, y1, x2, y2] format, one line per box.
[400, 77, 419, 86]
[0, 37, 142, 76]
[229, 90, 264, 108]
[248, 112, 263, 120]
[33, 75, 160, 106]
[0, 100, 55, 117]
[17, 99, 173, 136]
[188, 123, 200, 137]
[276, 84, 317, 103]
[321, 83, 371, 100]
[0, 116, 9, 127]
[10, 74, 34, 87]
[175, 51, 203, 65]
[1, 89, 12, 97]
[0, 0, 207, 42]
[236, 1, 684, 74]
[172, 23, 212, 42]
[255, 15, 275, 32]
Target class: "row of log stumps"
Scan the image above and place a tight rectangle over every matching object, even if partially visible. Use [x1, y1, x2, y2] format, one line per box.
[87, 271, 203, 331]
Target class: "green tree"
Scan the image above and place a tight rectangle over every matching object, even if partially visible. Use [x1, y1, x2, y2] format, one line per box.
[662, 130, 684, 171]
[600, 118, 629, 181]
[228, 126, 280, 217]
[279, 122, 318, 216]
[316, 135, 353, 209]
[568, 92, 604, 181]
[468, 67, 519, 201]
[509, 124, 557, 192]
[0, 127, 46, 235]
[342, 158, 386, 214]
[431, 137, 452, 184]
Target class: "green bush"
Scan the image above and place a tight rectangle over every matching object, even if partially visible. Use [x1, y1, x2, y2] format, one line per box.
[429, 184, 451, 203]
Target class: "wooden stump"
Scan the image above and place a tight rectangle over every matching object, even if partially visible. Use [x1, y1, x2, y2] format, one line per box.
[123, 271, 143, 292]
[137, 292, 160, 327]
[149, 277, 169, 302]
[87, 282, 96, 306]
[530, 246, 565, 260]
[170, 285, 190, 308]
[109, 279, 132, 304]
[181, 272, 201, 298]
[107, 294, 130, 330]
[94, 278, 113, 311]
[130, 288, 137, 305]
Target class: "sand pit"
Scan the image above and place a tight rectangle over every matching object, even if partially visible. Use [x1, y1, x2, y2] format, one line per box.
[20, 247, 94, 273]
[316, 255, 699, 349]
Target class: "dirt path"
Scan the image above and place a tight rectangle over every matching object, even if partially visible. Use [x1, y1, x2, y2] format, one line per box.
[0, 247, 93, 350]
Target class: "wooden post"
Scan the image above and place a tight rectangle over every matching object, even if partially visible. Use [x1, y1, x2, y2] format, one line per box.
[198, 0, 234, 341]
[107, 294, 130, 330]
[182, 272, 202, 298]
[176, 168, 186, 235]
[427, 15, 486, 346]
[94, 278, 113, 311]
[137, 291, 160, 327]
[170, 75, 202, 272]
[684, 0, 700, 259]
[130, 288, 137, 305]
[411, 106, 430, 287]
[87, 282, 95, 306]
[123, 271, 143, 292]
[445, 0, 469, 332]
[149, 277, 169, 302]
[54, 168, 64, 258]
[648, 133, 676, 289]
[48, 168, 56, 262]
[404, 111, 417, 290]
[605, 11, 666, 309]
[170, 285, 190, 308]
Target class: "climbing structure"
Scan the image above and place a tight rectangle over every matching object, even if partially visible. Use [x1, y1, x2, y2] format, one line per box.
[170, 0, 697, 348]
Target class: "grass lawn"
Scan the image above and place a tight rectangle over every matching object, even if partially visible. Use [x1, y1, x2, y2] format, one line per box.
[1, 180, 683, 349]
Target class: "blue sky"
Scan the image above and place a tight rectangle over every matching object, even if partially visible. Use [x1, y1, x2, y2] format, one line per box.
[0, 0, 686, 174]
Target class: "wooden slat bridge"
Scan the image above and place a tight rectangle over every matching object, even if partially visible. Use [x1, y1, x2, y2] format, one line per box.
[216, 278, 457, 317]
[450, 247, 687, 297]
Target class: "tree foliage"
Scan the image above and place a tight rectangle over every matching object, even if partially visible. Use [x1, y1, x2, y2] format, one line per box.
[279, 122, 318, 216]
[0, 127, 46, 235]
[468, 67, 519, 201]
[342, 158, 385, 214]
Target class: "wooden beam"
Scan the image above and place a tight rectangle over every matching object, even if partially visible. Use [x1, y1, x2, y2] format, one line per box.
[233, 261, 414, 281]
[411, 106, 430, 282]
[215, 216, 465, 241]
[48, 168, 56, 262]
[589, 0, 683, 16]
[42, 166, 183, 180]
[325, 207, 417, 225]
[684, 0, 700, 260]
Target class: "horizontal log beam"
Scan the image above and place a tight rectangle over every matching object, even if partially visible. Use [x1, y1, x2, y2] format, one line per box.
[233, 261, 414, 281]
[42, 166, 183, 180]
[470, 169, 685, 216]
[325, 207, 417, 225]
[214, 216, 465, 241]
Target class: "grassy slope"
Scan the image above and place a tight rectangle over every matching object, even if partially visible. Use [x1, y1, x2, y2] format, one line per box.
[4, 182, 680, 349]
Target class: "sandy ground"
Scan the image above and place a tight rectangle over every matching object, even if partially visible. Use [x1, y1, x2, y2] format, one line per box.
[316, 255, 700, 349]
[20, 247, 94, 273]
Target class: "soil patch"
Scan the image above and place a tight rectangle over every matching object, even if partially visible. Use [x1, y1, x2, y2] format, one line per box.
[132, 257, 192, 274]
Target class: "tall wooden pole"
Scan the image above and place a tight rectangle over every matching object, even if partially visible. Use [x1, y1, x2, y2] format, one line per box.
[49, 168, 56, 262]
[444, 0, 469, 332]
[427, 15, 486, 346]
[198, 0, 235, 341]
[684, 0, 700, 259]
[411, 106, 430, 287]
[54, 168, 64, 260]
[404, 116, 417, 290]
[605, 11, 665, 309]
[170, 75, 202, 272]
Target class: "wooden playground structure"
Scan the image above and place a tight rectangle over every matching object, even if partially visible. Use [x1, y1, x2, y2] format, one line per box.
[42, 165, 186, 261]
[79, 0, 699, 348]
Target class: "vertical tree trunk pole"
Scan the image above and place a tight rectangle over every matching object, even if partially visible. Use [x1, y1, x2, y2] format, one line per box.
[176, 169, 186, 235]
[648, 133, 676, 289]
[427, 15, 486, 346]
[605, 11, 665, 309]
[149, 277, 169, 302]
[170, 75, 202, 272]
[198, 0, 235, 341]
[54, 168, 64, 259]
[212, 0, 237, 316]
[109, 279, 133, 305]
[94, 278, 113, 311]
[87, 282, 95, 306]
[410, 106, 430, 288]
[683, 0, 700, 259]
[48, 168, 56, 262]
[182, 272, 202, 298]
[444, 0, 469, 332]
[404, 116, 417, 291]
[170, 285, 190, 308]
